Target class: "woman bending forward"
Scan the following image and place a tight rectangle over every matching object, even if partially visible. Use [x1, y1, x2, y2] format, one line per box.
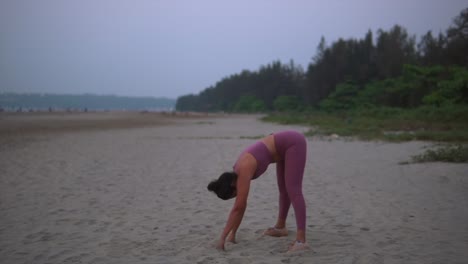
[207, 130, 309, 252]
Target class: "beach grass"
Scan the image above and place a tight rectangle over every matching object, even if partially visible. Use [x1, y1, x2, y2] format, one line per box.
[262, 106, 468, 142]
[408, 145, 468, 163]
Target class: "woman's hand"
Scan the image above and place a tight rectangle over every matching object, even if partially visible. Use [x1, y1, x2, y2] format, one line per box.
[227, 232, 237, 244]
[216, 239, 225, 251]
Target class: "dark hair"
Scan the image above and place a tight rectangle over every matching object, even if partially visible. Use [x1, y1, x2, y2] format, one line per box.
[207, 172, 238, 200]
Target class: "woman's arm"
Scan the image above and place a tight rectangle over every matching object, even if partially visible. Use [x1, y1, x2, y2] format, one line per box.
[216, 155, 255, 250]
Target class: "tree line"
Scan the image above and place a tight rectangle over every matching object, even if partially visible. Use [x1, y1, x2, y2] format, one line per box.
[176, 8, 468, 112]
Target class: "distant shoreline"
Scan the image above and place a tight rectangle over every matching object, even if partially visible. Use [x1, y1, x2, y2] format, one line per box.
[0, 111, 223, 136]
[0, 92, 176, 112]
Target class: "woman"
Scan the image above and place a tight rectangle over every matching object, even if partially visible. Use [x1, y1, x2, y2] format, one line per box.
[207, 130, 309, 252]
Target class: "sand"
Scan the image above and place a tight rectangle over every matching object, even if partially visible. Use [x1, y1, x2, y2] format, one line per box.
[0, 112, 467, 264]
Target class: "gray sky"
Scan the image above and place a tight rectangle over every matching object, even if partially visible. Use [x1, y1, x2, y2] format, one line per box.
[1, 0, 466, 99]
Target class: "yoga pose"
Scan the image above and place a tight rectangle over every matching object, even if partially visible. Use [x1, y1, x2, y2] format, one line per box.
[207, 130, 309, 252]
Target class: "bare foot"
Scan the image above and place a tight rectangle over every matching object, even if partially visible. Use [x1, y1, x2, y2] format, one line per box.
[287, 241, 310, 253]
[263, 227, 288, 237]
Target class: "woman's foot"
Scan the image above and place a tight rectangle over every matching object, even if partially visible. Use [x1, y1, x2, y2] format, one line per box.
[263, 227, 288, 237]
[287, 240, 310, 253]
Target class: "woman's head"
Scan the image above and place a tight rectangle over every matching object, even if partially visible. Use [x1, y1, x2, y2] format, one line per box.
[207, 172, 238, 200]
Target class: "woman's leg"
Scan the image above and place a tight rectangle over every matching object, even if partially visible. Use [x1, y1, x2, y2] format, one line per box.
[264, 161, 290, 237]
[276, 160, 290, 228]
[284, 142, 307, 242]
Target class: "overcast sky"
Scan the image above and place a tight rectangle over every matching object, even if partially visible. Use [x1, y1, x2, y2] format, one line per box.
[0, 0, 466, 99]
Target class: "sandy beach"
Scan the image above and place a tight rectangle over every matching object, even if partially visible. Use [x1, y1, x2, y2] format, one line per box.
[0, 112, 467, 264]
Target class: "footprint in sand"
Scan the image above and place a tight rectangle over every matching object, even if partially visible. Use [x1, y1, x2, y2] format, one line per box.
[228, 258, 251, 264]
[195, 256, 216, 264]
[61, 253, 90, 264]
[47, 249, 73, 261]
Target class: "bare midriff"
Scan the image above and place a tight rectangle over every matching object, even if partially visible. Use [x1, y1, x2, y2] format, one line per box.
[261, 134, 280, 162]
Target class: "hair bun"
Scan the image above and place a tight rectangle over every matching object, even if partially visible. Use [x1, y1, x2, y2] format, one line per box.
[207, 180, 218, 192]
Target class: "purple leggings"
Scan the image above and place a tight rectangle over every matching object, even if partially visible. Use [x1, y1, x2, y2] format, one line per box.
[273, 131, 307, 230]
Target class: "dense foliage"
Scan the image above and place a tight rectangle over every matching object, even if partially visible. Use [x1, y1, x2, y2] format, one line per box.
[319, 65, 468, 111]
[176, 8, 468, 112]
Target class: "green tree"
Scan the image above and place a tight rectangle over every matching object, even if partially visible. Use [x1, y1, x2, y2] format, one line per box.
[423, 67, 468, 106]
[418, 31, 446, 65]
[445, 8, 468, 66]
[375, 25, 417, 79]
[273, 95, 303, 112]
[233, 95, 266, 113]
[319, 81, 361, 111]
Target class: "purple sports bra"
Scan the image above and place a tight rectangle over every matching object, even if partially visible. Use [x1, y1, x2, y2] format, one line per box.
[233, 141, 274, 179]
